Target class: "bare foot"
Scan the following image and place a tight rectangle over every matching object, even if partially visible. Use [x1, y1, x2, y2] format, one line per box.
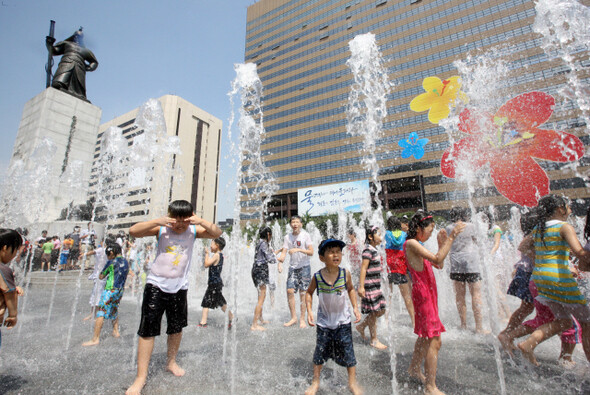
[113, 329, 121, 338]
[299, 319, 307, 328]
[251, 324, 266, 331]
[424, 384, 445, 395]
[125, 378, 146, 395]
[284, 318, 297, 327]
[558, 358, 576, 369]
[259, 319, 269, 325]
[82, 314, 93, 321]
[408, 367, 426, 383]
[517, 342, 539, 366]
[356, 325, 367, 341]
[370, 340, 387, 350]
[498, 332, 515, 357]
[475, 328, 491, 335]
[82, 339, 99, 347]
[305, 380, 320, 395]
[349, 380, 363, 395]
[166, 361, 185, 377]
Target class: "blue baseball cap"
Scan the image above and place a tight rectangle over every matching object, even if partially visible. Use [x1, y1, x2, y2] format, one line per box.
[318, 238, 346, 256]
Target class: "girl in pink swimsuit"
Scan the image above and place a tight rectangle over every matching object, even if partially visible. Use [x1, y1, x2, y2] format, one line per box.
[404, 211, 465, 395]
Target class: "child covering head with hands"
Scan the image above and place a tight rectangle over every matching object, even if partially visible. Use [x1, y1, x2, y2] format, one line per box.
[125, 200, 222, 395]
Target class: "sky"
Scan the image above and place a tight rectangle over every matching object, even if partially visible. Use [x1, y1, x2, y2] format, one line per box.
[0, 0, 256, 221]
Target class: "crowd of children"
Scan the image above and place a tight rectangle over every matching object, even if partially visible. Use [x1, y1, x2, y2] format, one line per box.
[3, 194, 590, 395]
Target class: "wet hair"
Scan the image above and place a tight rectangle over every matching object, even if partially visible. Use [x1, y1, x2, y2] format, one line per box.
[168, 200, 193, 218]
[407, 211, 435, 240]
[480, 209, 496, 230]
[42, 230, 48, 234]
[520, 209, 539, 236]
[365, 225, 379, 244]
[213, 237, 226, 251]
[387, 216, 401, 231]
[290, 215, 302, 224]
[449, 207, 468, 223]
[259, 226, 272, 240]
[400, 215, 409, 225]
[0, 229, 23, 253]
[105, 243, 122, 257]
[535, 195, 568, 245]
[347, 228, 356, 236]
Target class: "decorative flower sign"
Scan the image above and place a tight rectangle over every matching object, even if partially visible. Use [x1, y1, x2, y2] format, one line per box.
[398, 132, 429, 159]
[440, 92, 584, 207]
[410, 76, 465, 124]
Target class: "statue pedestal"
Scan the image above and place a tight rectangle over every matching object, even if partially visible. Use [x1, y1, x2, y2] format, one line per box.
[10, 87, 101, 224]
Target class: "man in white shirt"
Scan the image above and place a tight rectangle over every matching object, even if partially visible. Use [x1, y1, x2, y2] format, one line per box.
[278, 216, 314, 328]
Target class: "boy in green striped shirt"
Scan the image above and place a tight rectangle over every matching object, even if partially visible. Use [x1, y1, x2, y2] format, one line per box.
[305, 239, 362, 395]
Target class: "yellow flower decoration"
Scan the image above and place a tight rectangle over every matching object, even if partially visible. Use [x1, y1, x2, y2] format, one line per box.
[410, 76, 466, 124]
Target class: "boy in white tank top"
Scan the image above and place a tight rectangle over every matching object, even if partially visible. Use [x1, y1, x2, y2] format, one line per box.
[305, 239, 362, 395]
[125, 200, 222, 395]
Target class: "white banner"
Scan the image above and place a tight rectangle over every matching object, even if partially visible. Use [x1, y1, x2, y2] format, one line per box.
[297, 180, 370, 217]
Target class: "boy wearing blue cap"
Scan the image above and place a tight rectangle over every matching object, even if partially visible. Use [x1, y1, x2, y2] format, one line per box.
[305, 239, 362, 395]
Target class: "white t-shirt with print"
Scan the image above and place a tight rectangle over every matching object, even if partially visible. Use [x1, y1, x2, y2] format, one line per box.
[282, 231, 312, 269]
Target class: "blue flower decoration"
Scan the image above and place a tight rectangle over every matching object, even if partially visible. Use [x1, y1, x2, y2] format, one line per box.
[398, 132, 429, 159]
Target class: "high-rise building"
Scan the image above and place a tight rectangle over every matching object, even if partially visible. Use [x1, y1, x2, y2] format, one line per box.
[245, 0, 589, 219]
[91, 95, 222, 230]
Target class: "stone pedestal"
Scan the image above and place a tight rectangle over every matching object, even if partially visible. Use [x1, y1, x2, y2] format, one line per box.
[10, 88, 101, 224]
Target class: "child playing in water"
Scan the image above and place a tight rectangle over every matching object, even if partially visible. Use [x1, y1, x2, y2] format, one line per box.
[517, 195, 590, 366]
[385, 216, 414, 327]
[0, 229, 24, 349]
[356, 225, 387, 350]
[83, 238, 111, 321]
[498, 210, 538, 351]
[251, 226, 278, 331]
[83, 243, 129, 346]
[446, 207, 485, 333]
[404, 212, 465, 395]
[305, 239, 362, 395]
[278, 215, 313, 328]
[347, 228, 362, 288]
[125, 200, 222, 395]
[198, 237, 233, 329]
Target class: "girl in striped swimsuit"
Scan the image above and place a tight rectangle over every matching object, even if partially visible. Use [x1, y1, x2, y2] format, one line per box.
[517, 195, 590, 366]
[357, 225, 388, 350]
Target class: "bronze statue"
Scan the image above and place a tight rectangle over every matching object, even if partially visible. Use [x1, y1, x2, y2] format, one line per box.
[46, 28, 98, 102]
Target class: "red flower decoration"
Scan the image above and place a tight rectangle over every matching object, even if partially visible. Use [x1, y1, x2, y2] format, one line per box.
[441, 92, 585, 207]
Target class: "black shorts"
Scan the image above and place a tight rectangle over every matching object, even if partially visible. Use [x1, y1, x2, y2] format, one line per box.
[137, 283, 188, 337]
[313, 323, 356, 367]
[450, 272, 481, 283]
[201, 283, 227, 309]
[252, 264, 269, 288]
[388, 272, 408, 285]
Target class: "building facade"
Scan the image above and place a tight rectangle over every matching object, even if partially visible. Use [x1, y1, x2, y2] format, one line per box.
[245, 0, 590, 219]
[91, 95, 222, 230]
[8, 87, 101, 224]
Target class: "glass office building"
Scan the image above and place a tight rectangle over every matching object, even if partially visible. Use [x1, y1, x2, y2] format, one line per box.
[244, 0, 590, 219]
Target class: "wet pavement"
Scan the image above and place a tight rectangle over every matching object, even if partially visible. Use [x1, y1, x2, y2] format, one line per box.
[1, 273, 589, 395]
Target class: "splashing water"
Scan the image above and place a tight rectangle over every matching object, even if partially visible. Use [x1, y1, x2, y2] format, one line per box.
[346, 33, 391, 227]
[347, 32, 400, 394]
[225, 62, 279, 393]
